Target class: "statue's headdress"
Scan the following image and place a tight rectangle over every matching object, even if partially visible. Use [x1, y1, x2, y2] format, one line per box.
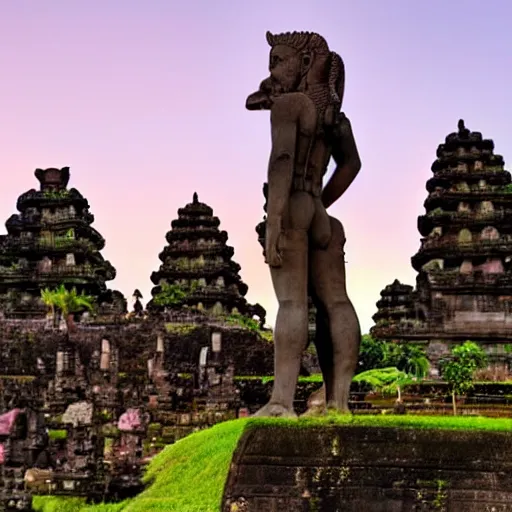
[266, 31, 345, 111]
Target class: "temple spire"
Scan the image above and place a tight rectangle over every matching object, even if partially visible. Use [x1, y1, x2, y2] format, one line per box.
[148, 193, 265, 323]
[193, 192, 198, 204]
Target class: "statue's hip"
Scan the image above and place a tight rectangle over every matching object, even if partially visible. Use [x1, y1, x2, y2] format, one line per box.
[284, 192, 332, 249]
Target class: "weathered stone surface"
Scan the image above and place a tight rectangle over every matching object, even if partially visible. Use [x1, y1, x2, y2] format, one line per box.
[247, 30, 361, 417]
[223, 425, 512, 511]
[0, 166, 122, 319]
[147, 193, 266, 324]
[62, 401, 93, 427]
[371, 120, 512, 371]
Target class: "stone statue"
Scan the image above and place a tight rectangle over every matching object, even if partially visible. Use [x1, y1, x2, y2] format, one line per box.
[246, 31, 362, 417]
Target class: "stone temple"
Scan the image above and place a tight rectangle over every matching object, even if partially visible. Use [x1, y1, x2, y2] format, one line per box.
[371, 120, 512, 371]
[0, 167, 279, 509]
[0, 167, 121, 319]
[148, 192, 266, 323]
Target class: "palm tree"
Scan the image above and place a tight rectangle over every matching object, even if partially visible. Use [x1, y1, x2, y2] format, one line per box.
[387, 343, 430, 379]
[40, 285, 95, 332]
[40, 287, 56, 327]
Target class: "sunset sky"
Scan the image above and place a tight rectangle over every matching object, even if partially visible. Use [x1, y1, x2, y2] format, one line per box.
[1, 1, 511, 333]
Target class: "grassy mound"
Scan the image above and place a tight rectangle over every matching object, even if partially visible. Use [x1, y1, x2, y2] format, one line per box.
[32, 414, 512, 512]
[33, 418, 247, 512]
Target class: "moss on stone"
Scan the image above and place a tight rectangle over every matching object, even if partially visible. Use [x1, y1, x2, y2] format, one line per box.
[164, 323, 198, 335]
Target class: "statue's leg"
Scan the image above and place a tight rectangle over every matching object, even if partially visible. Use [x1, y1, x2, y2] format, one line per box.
[310, 216, 361, 412]
[301, 300, 330, 416]
[254, 195, 312, 418]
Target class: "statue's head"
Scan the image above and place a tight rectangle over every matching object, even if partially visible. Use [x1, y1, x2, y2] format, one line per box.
[246, 31, 345, 119]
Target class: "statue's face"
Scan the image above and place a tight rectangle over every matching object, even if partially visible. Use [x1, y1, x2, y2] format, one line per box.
[268, 45, 302, 94]
[246, 44, 303, 111]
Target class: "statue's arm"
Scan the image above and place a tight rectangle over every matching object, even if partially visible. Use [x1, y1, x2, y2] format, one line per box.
[321, 114, 361, 209]
[265, 93, 317, 267]
[266, 93, 317, 225]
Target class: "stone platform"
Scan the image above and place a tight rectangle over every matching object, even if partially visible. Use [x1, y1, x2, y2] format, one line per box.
[222, 423, 512, 511]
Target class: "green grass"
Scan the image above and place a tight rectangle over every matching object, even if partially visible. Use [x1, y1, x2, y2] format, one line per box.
[32, 414, 512, 512]
[234, 374, 323, 384]
[247, 413, 512, 432]
[33, 419, 247, 512]
[32, 497, 124, 512]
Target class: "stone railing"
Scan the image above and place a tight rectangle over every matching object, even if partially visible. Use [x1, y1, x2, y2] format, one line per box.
[162, 310, 208, 324]
[0, 263, 101, 279]
[433, 168, 507, 179]
[0, 238, 97, 253]
[420, 235, 512, 251]
[161, 261, 229, 273]
[430, 188, 512, 200]
[371, 321, 512, 341]
[427, 271, 512, 288]
[424, 209, 511, 223]
[36, 265, 98, 278]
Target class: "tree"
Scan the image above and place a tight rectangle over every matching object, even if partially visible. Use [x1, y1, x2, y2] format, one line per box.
[40, 287, 56, 326]
[153, 283, 190, 308]
[357, 335, 430, 379]
[439, 341, 487, 415]
[353, 367, 414, 403]
[357, 335, 390, 374]
[386, 343, 430, 379]
[40, 285, 95, 332]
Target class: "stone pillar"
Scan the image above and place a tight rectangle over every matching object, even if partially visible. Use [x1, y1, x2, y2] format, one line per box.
[100, 339, 110, 371]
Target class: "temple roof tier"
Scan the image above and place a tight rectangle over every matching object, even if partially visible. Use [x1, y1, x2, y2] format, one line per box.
[424, 190, 512, 210]
[418, 210, 512, 236]
[435, 120, 488, 152]
[5, 212, 97, 235]
[426, 172, 510, 192]
[0, 237, 102, 256]
[373, 305, 415, 318]
[158, 244, 234, 262]
[378, 279, 414, 297]
[431, 152, 504, 171]
[424, 270, 512, 292]
[164, 228, 229, 244]
[171, 216, 221, 230]
[412, 240, 512, 271]
[150, 265, 244, 286]
[375, 297, 415, 310]
[16, 188, 88, 213]
[149, 285, 249, 305]
[176, 193, 214, 216]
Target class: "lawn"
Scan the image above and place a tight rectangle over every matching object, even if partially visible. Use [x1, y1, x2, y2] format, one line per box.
[32, 414, 512, 512]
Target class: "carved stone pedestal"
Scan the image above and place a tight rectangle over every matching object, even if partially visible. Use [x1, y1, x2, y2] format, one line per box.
[223, 424, 512, 511]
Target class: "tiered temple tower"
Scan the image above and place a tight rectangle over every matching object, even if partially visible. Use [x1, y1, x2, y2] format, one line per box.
[371, 120, 512, 366]
[0, 167, 117, 318]
[371, 279, 418, 328]
[149, 193, 265, 322]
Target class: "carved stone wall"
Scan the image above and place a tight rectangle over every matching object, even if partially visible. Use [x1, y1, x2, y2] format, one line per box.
[223, 425, 512, 511]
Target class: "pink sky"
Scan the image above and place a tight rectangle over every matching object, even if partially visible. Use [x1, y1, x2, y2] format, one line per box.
[1, 1, 511, 333]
